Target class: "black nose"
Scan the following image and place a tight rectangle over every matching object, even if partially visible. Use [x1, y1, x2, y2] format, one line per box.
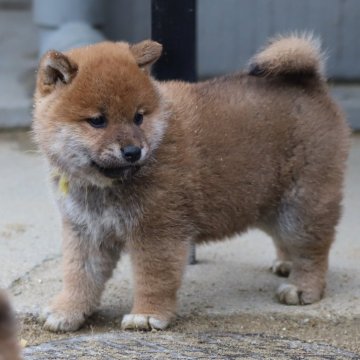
[121, 145, 141, 163]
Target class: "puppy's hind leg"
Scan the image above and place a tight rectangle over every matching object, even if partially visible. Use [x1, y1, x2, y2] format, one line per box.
[42, 221, 122, 332]
[271, 241, 292, 278]
[259, 223, 292, 277]
[275, 198, 339, 305]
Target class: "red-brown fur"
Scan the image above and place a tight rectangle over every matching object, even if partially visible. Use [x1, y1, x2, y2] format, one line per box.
[33, 36, 350, 332]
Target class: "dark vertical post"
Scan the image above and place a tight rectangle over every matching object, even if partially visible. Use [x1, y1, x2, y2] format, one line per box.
[151, 0, 197, 264]
[151, 0, 197, 82]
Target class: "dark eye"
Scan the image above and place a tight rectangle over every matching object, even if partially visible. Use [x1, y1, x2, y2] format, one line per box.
[134, 112, 143, 126]
[87, 115, 107, 129]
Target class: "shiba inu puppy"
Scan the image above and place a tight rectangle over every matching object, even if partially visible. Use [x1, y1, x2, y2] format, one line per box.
[33, 35, 349, 332]
[0, 291, 21, 359]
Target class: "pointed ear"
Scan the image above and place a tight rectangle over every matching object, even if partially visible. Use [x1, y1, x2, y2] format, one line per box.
[129, 40, 162, 72]
[37, 51, 78, 94]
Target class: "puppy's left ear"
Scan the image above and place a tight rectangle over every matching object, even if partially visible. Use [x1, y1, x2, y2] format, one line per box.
[130, 40, 162, 73]
[37, 50, 78, 95]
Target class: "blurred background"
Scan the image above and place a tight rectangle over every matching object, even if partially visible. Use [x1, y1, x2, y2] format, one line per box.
[0, 0, 360, 128]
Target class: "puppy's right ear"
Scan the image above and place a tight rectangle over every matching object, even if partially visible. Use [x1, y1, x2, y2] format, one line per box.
[37, 51, 78, 95]
[130, 40, 162, 73]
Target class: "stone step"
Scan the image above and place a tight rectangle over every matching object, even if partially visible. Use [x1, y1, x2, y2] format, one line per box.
[23, 332, 360, 359]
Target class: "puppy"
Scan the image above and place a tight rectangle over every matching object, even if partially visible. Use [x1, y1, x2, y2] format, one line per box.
[0, 291, 21, 360]
[33, 35, 349, 332]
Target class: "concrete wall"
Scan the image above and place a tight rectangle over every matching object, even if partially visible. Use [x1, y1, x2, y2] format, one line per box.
[103, 0, 360, 80]
[0, 0, 30, 9]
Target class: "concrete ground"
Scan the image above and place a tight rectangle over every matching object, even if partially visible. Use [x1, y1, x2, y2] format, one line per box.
[0, 131, 359, 358]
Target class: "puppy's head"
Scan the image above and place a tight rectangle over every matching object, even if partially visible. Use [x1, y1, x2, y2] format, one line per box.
[33, 41, 168, 186]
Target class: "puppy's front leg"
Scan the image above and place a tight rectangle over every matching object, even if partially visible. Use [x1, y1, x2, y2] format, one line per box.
[43, 221, 122, 332]
[122, 237, 189, 331]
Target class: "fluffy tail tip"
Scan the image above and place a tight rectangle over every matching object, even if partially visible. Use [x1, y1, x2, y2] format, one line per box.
[249, 33, 325, 79]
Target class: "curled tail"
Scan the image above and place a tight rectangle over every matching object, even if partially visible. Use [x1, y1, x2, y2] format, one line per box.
[249, 34, 325, 80]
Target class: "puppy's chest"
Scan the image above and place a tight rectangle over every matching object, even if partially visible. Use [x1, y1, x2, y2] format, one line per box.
[59, 186, 141, 243]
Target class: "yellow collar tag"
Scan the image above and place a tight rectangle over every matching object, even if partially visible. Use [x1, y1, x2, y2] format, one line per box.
[51, 169, 69, 196]
[58, 174, 69, 196]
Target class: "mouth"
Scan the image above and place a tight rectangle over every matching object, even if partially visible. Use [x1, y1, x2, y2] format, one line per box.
[91, 162, 140, 179]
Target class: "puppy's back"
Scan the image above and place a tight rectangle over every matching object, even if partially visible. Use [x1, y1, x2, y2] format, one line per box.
[161, 35, 349, 240]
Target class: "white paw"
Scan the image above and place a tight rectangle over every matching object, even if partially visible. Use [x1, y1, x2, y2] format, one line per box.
[277, 283, 323, 305]
[41, 308, 86, 332]
[277, 283, 301, 305]
[121, 314, 170, 331]
[272, 260, 292, 277]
